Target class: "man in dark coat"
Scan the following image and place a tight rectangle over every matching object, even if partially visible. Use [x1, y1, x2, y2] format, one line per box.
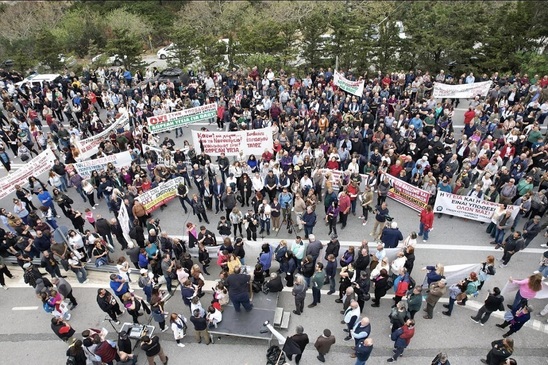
[288, 325, 309, 365]
[314, 328, 336, 363]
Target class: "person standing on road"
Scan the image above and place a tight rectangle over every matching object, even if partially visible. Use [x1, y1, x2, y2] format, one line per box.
[52, 277, 78, 310]
[308, 262, 325, 308]
[387, 319, 415, 362]
[423, 279, 447, 319]
[480, 337, 514, 365]
[292, 274, 308, 315]
[498, 231, 524, 268]
[470, 287, 505, 325]
[109, 273, 129, 300]
[354, 338, 373, 365]
[0, 255, 15, 290]
[314, 328, 336, 363]
[96, 288, 124, 324]
[288, 325, 309, 365]
[140, 335, 169, 365]
[189, 309, 210, 345]
[418, 205, 434, 242]
[370, 202, 389, 240]
[51, 316, 76, 342]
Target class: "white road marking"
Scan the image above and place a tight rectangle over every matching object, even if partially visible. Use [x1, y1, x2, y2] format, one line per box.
[12, 306, 38, 311]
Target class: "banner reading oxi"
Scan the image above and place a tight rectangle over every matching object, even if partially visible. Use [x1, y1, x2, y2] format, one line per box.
[432, 81, 492, 99]
[434, 191, 519, 223]
[381, 173, 431, 212]
[333, 71, 365, 97]
[72, 151, 132, 179]
[74, 111, 129, 160]
[147, 103, 217, 134]
[135, 177, 184, 214]
[192, 127, 273, 156]
[0, 148, 57, 200]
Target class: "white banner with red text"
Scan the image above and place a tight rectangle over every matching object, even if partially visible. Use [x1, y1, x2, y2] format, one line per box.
[192, 127, 273, 156]
[0, 148, 57, 200]
[434, 191, 519, 222]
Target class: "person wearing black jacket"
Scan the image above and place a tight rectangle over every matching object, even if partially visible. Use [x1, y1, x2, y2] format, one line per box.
[96, 288, 123, 323]
[324, 235, 340, 260]
[95, 215, 114, 247]
[353, 247, 370, 280]
[14, 184, 37, 211]
[51, 316, 75, 342]
[471, 287, 505, 325]
[140, 335, 169, 364]
[288, 325, 309, 365]
[371, 269, 390, 307]
[41, 250, 64, 278]
[266, 272, 284, 293]
[499, 231, 524, 268]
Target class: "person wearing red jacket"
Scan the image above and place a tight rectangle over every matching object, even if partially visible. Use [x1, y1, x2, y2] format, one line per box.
[418, 205, 434, 242]
[387, 319, 415, 362]
[463, 107, 476, 125]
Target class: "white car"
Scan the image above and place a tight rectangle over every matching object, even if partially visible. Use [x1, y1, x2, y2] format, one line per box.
[91, 53, 126, 66]
[157, 43, 177, 59]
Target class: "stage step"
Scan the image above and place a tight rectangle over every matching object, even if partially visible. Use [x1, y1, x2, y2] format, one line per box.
[280, 311, 291, 329]
[273, 307, 284, 327]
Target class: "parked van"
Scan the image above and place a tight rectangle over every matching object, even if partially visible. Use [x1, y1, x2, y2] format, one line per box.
[15, 73, 62, 88]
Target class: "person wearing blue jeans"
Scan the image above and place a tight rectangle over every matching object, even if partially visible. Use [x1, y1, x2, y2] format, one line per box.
[161, 254, 175, 294]
[491, 211, 514, 246]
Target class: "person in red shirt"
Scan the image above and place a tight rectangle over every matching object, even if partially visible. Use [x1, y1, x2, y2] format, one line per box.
[389, 160, 403, 177]
[463, 107, 476, 125]
[338, 190, 351, 229]
[261, 149, 273, 163]
[346, 181, 359, 215]
[418, 205, 434, 242]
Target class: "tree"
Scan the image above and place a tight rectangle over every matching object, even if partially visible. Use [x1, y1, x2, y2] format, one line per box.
[35, 31, 62, 71]
[105, 28, 143, 69]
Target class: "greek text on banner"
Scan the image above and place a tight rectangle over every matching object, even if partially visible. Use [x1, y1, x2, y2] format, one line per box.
[72, 151, 133, 179]
[136, 177, 184, 214]
[333, 71, 364, 97]
[432, 81, 492, 99]
[382, 173, 431, 212]
[191, 127, 273, 156]
[74, 111, 129, 160]
[0, 148, 57, 199]
[147, 103, 217, 134]
[434, 191, 519, 223]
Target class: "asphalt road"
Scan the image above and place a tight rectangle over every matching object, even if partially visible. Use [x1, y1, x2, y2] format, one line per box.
[0, 100, 547, 364]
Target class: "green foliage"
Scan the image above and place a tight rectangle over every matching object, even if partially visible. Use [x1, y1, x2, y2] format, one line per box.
[35, 31, 62, 71]
[105, 28, 143, 69]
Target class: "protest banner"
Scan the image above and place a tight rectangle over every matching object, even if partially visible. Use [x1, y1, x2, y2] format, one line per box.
[318, 168, 370, 191]
[147, 103, 217, 134]
[135, 177, 184, 214]
[433, 191, 519, 222]
[74, 111, 129, 160]
[192, 127, 273, 156]
[432, 81, 492, 99]
[333, 70, 365, 97]
[72, 151, 132, 179]
[0, 148, 57, 199]
[382, 173, 431, 212]
[117, 202, 133, 247]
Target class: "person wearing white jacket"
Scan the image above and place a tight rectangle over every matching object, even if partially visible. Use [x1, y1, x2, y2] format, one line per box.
[391, 251, 407, 277]
[170, 313, 188, 348]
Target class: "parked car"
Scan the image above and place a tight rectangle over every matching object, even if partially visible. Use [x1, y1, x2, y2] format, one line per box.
[91, 53, 126, 66]
[157, 43, 177, 59]
[14, 73, 63, 88]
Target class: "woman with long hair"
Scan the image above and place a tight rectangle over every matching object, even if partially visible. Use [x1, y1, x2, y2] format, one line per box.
[480, 337, 514, 365]
[508, 273, 543, 310]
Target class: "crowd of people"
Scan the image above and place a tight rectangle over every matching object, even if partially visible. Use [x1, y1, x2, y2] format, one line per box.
[1, 62, 547, 365]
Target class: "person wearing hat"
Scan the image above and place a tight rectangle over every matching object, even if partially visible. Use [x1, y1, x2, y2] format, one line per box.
[314, 328, 336, 362]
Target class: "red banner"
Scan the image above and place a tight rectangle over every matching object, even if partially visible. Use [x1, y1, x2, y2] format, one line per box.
[381, 173, 431, 212]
